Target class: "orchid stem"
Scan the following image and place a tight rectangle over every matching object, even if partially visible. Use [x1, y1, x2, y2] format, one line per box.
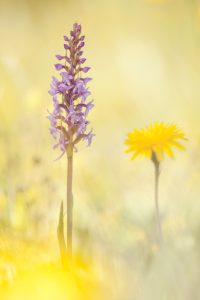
[154, 159, 163, 245]
[67, 144, 73, 258]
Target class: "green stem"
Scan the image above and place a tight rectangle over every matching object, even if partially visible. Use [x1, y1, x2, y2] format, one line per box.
[154, 160, 163, 245]
[67, 145, 73, 258]
[57, 201, 67, 266]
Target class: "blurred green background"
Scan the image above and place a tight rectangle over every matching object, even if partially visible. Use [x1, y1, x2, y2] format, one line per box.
[1, 0, 200, 299]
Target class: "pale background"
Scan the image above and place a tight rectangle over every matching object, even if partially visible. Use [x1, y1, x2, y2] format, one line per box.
[0, 0, 200, 299]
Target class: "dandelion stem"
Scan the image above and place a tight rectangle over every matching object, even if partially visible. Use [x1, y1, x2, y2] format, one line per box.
[67, 143, 73, 258]
[154, 159, 163, 245]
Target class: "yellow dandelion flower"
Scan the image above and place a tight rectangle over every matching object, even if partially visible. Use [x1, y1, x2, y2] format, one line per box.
[125, 122, 186, 161]
[125, 122, 187, 245]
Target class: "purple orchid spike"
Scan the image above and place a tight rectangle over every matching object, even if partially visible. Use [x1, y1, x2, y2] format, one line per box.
[48, 23, 94, 155]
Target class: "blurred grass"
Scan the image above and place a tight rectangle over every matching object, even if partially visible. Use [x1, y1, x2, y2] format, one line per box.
[1, 0, 200, 299]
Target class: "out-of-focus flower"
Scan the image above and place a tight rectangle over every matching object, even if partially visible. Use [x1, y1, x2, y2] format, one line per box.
[125, 122, 186, 161]
[125, 122, 187, 244]
[48, 23, 94, 155]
